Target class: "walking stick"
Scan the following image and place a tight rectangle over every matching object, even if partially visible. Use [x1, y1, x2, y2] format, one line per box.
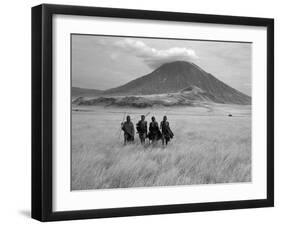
[118, 112, 126, 139]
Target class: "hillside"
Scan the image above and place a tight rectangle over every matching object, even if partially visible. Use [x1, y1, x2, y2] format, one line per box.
[72, 87, 102, 97]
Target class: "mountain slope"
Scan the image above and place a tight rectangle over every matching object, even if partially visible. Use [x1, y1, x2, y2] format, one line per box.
[72, 87, 103, 97]
[103, 61, 251, 105]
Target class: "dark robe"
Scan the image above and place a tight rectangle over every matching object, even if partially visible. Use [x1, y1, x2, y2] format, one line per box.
[160, 121, 174, 144]
[136, 120, 147, 143]
[122, 121, 135, 142]
[148, 121, 162, 141]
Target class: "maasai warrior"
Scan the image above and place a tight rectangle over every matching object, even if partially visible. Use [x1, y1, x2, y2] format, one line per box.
[148, 116, 162, 144]
[160, 115, 174, 146]
[136, 115, 147, 144]
[121, 115, 135, 145]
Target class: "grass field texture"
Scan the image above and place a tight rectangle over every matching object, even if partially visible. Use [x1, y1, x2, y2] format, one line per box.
[71, 104, 251, 190]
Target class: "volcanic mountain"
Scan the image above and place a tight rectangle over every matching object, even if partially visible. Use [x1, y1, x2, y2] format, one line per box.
[73, 61, 251, 106]
[101, 61, 251, 105]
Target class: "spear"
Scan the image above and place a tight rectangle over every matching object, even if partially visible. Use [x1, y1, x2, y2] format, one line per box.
[118, 112, 127, 139]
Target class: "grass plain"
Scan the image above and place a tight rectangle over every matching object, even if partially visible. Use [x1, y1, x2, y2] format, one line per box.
[71, 104, 251, 190]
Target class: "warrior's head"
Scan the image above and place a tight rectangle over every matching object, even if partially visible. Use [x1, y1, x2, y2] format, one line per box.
[126, 115, 131, 122]
[151, 116, 155, 122]
[163, 115, 167, 121]
[141, 115, 145, 121]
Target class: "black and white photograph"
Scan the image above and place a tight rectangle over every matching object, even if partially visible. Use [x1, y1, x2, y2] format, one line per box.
[71, 34, 252, 190]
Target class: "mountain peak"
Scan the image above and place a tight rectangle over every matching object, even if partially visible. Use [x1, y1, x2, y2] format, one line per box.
[156, 61, 207, 78]
[162, 60, 192, 66]
[158, 61, 193, 70]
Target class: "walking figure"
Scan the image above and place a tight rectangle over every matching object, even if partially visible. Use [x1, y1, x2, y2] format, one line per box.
[148, 116, 162, 144]
[160, 116, 174, 146]
[121, 115, 135, 145]
[136, 115, 147, 145]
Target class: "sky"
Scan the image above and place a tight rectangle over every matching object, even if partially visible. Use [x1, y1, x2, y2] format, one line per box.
[72, 34, 252, 95]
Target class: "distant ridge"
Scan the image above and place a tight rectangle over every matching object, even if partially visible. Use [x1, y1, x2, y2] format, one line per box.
[72, 87, 103, 97]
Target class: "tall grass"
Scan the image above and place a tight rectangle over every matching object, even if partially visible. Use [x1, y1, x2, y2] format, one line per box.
[71, 105, 251, 190]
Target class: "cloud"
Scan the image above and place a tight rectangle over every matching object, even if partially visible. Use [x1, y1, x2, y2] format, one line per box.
[114, 38, 198, 69]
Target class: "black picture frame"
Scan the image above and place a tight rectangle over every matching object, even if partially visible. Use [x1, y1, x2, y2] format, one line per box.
[32, 4, 274, 222]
